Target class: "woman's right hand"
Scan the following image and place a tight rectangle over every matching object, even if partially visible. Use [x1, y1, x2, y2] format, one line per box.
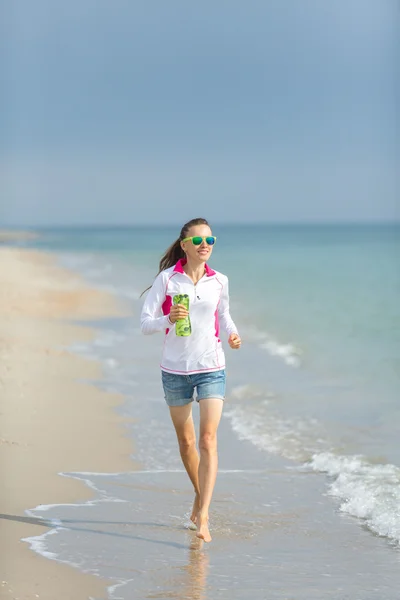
[169, 303, 189, 324]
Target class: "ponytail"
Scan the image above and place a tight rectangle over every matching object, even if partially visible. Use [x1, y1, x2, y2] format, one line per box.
[140, 217, 210, 297]
[158, 238, 185, 273]
[139, 238, 184, 297]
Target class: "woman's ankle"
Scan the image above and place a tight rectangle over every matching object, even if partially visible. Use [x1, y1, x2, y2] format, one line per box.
[198, 510, 209, 522]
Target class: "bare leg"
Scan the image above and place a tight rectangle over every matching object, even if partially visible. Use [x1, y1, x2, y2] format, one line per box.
[196, 398, 224, 543]
[169, 403, 201, 525]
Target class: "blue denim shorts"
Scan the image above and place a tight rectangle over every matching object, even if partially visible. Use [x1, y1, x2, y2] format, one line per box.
[161, 369, 226, 407]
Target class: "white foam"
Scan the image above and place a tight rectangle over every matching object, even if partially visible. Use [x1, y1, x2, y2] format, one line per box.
[259, 339, 302, 367]
[58, 252, 141, 301]
[104, 357, 118, 368]
[22, 528, 65, 561]
[224, 405, 329, 462]
[22, 471, 132, 599]
[307, 452, 400, 545]
[108, 579, 134, 600]
[24, 472, 128, 520]
[67, 330, 125, 371]
[22, 527, 109, 587]
[239, 324, 302, 367]
[225, 404, 400, 546]
[27, 496, 127, 515]
[92, 331, 126, 348]
[22, 527, 133, 600]
[183, 515, 198, 530]
[67, 468, 267, 477]
[231, 384, 275, 401]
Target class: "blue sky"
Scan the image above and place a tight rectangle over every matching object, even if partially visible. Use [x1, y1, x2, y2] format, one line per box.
[1, 1, 398, 226]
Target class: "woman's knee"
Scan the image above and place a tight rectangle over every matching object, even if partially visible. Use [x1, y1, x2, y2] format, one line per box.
[178, 435, 196, 454]
[199, 431, 217, 453]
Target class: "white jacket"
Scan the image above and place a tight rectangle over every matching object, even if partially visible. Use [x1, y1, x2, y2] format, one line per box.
[140, 259, 238, 374]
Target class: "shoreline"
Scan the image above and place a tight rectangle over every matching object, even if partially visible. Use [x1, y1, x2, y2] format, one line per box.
[0, 243, 136, 599]
[1, 230, 399, 599]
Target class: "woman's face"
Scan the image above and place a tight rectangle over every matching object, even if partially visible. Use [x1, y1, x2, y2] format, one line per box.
[181, 224, 214, 263]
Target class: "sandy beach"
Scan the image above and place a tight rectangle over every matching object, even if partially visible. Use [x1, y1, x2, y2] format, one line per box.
[0, 237, 135, 599]
[1, 229, 399, 600]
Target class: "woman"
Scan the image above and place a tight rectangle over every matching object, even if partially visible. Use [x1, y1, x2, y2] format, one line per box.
[140, 217, 241, 543]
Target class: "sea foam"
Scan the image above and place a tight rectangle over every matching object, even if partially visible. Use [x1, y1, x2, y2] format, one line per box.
[307, 452, 400, 545]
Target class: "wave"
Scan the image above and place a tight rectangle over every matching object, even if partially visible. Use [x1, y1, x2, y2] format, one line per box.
[307, 452, 400, 546]
[239, 324, 302, 368]
[58, 252, 142, 300]
[226, 385, 400, 547]
[224, 387, 331, 462]
[259, 338, 302, 367]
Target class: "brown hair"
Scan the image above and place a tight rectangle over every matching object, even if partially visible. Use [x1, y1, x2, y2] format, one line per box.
[140, 217, 210, 297]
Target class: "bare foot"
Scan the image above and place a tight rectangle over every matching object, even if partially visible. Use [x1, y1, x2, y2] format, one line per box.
[190, 493, 201, 527]
[196, 512, 212, 543]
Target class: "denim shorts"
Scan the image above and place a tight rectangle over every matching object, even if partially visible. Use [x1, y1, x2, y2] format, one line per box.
[161, 369, 226, 407]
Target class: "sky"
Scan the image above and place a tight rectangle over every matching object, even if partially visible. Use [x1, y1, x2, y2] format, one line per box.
[1, 0, 398, 226]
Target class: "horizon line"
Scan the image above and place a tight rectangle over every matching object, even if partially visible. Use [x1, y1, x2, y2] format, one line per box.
[1, 219, 400, 231]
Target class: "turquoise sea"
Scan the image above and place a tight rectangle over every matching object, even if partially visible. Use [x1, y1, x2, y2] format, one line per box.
[19, 223, 400, 598]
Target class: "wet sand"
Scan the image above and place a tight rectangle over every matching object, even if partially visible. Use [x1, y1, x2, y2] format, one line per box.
[0, 242, 136, 599]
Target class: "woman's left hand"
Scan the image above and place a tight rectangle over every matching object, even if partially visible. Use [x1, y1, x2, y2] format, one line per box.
[228, 333, 241, 349]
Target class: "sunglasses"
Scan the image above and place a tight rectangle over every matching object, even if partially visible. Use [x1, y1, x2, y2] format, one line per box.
[182, 236, 217, 246]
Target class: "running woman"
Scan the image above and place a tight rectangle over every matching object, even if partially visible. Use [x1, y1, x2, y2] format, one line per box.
[140, 217, 241, 542]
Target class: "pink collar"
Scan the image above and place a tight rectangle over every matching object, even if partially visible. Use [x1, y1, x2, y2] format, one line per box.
[173, 258, 216, 277]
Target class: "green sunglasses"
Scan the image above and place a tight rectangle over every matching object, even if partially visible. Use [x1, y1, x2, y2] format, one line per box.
[182, 236, 217, 246]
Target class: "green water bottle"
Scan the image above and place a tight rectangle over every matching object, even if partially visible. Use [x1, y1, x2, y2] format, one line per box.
[173, 294, 191, 336]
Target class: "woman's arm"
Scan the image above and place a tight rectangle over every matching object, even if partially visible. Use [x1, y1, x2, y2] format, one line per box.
[218, 277, 239, 337]
[140, 273, 172, 335]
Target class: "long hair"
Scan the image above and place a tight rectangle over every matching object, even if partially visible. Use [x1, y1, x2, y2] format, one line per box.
[140, 217, 210, 297]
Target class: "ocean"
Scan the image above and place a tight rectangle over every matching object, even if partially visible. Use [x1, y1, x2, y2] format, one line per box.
[19, 224, 400, 598]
